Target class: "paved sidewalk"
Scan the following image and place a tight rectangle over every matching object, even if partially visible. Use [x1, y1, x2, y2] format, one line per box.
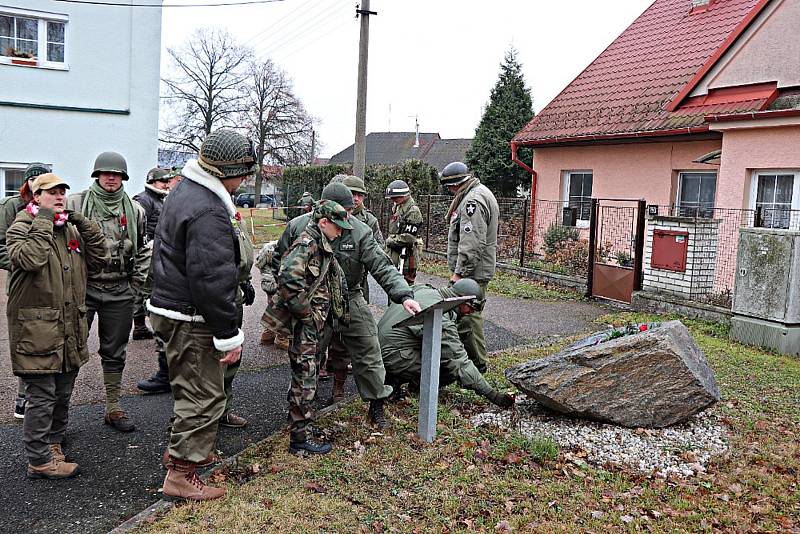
[0, 270, 607, 533]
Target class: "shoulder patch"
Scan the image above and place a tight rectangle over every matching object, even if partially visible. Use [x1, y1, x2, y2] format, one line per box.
[463, 221, 473, 233]
[465, 201, 477, 217]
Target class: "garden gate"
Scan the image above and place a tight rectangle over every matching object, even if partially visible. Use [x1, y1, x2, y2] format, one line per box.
[587, 198, 647, 304]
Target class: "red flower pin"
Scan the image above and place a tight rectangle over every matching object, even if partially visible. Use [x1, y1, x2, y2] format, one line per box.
[68, 239, 81, 253]
[235, 212, 242, 222]
[639, 324, 648, 332]
[120, 215, 127, 227]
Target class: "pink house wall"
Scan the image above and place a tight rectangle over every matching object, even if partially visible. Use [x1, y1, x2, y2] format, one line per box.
[716, 125, 800, 209]
[532, 139, 723, 204]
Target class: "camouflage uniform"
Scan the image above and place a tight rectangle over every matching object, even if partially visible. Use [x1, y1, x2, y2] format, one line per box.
[271, 212, 413, 402]
[385, 196, 424, 285]
[262, 200, 350, 444]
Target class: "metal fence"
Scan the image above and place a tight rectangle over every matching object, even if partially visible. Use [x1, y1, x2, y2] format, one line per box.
[368, 194, 800, 309]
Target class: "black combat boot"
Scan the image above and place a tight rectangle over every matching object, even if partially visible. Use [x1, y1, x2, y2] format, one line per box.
[288, 437, 332, 455]
[368, 399, 387, 429]
[131, 316, 154, 340]
[137, 353, 171, 393]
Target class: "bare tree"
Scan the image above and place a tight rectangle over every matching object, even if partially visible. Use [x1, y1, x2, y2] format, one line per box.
[240, 58, 315, 200]
[160, 28, 252, 153]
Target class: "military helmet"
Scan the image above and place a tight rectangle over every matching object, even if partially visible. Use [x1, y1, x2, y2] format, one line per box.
[343, 175, 367, 195]
[198, 129, 257, 179]
[146, 167, 170, 184]
[24, 162, 51, 181]
[451, 278, 484, 306]
[329, 174, 347, 184]
[321, 182, 355, 209]
[91, 151, 129, 181]
[440, 161, 471, 186]
[385, 179, 410, 198]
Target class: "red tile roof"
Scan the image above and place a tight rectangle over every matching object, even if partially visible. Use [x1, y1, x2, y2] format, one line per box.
[513, 0, 769, 146]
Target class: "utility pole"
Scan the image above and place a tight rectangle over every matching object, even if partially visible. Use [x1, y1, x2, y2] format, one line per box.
[309, 128, 316, 164]
[353, 0, 376, 179]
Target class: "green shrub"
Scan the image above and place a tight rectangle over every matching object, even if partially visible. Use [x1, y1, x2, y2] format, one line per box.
[543, 223, 579, 255]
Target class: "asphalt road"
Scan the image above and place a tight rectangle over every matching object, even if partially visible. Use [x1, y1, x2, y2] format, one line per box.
[0, 270, 606, 534]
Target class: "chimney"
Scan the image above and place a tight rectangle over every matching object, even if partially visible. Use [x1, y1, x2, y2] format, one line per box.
[691, 0, 711, 12]
[413, 115, 420, 148]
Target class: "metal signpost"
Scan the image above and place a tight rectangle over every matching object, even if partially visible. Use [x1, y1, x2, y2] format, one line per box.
[393, 296, 474, 442]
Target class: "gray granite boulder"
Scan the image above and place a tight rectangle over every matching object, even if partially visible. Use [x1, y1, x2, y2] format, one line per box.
[505, 320, 720, 428]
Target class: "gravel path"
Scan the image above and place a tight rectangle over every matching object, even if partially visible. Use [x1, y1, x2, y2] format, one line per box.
[0, 269, 608, 533]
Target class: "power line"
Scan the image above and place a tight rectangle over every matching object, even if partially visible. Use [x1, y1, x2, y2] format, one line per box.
[247, 0, 336, 51]
[254, 0, 342, 55]
[52, 0, 285, 7]
[241, 0, 318, 46]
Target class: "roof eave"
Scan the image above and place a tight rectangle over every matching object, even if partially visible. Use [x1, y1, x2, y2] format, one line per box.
[705, 109, 800, 123]
[513, 125, 712, 148]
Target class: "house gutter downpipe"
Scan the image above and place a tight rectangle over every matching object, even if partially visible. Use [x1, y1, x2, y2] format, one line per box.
[511, 140, 538, 231]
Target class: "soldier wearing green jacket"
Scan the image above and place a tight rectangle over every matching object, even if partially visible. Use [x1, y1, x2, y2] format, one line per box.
[377, 280, 513, 408]
[384, 180, 424, 285]
[343, 174, 384, 304]
[271, 183, 422, 428]
[441, 161, 499, 373]
[0, 162, 51, 419]
[67, 151, 151, 432]
[7, 173, 106, 479]
[263, 199, 352, 455]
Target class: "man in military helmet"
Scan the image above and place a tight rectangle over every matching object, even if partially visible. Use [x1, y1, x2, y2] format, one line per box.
[299, 191, 314, 214]
[0, 162, 51, 419]
[377, 279, 514, 408]
[133, 167, 173, 393]
[148, 129, 254, 501]
[342, 174, 383, 301]
[384, 179, 424, 285]
[263, 199, 352, 455]
[131, 167, 170, 341]
[270, 182, 422, 428]
[440, 161, 499, 373]
[67, 152, 150, 432]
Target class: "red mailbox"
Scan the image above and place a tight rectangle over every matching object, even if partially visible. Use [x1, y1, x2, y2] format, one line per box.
[651, 229, 688, 272]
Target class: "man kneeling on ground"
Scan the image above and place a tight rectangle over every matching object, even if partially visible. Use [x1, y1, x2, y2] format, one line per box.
[377, 278, 514, 408]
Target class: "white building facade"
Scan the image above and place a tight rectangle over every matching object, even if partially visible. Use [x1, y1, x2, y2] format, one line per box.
[0, 0, 161, 196]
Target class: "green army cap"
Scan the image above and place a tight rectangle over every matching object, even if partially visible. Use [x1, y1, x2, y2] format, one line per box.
[314, 199, 353, 230]
[321, 182, 355, 209]
[24, 162, 51, 181]
[342, 175, 367, 195]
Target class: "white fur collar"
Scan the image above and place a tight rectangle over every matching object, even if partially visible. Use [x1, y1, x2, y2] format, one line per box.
[145, 183, 169, 197]
[182, 159, 237, 217]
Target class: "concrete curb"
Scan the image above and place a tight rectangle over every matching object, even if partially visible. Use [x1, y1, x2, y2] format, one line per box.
[107, 399, 350, 534]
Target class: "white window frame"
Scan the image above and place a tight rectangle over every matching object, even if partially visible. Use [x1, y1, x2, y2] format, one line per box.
[749, 169, 800, 229]
[0, 6, 68, 70]
[561, 170, 593, 228]
[676, 171, 717, 218]
[0, 163, 27, 198]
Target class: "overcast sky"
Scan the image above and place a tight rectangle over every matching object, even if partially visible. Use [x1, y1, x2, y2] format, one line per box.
[161, 0, 654, 158]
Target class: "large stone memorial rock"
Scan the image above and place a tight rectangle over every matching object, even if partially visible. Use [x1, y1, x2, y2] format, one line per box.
[505, 320, 720, 428]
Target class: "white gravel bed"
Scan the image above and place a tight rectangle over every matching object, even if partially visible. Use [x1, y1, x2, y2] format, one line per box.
[471, 397, 729, 478]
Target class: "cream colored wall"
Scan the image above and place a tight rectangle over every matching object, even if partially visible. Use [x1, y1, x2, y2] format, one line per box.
[693, 0, 800, 95]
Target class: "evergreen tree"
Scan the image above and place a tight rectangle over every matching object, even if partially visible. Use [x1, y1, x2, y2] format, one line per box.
[466, 48, 534, 197]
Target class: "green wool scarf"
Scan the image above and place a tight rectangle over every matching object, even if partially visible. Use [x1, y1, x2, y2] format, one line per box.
[82, 180, 139, 254]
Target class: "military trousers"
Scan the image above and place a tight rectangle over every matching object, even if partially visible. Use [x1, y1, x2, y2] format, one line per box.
[287, 317, 321, 442]
[20, 369, 79, 466]
[388, 249, 418, 285]
[321, 293, 392, 401]
[151, 314, 226, 464]
[457, 281, 489, 372]
[223, 301, 245, 416]
[86, 281, 134, 375]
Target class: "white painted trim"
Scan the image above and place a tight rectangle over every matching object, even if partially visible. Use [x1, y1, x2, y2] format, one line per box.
[561, 170, 593, 227]
[0, 5, 68, 22]
[676, 170, 718, 212]
[709, 116, 800, 131]
[748, 169, 800, 227]
[0, 10, 68, 69]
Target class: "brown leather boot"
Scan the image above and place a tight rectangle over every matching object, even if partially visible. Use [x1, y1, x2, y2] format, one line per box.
[260, 329, 275, 345]
[27, 458, 79, 479]
[332, 369, 347, 403]
[274, 334, 290, 351]
[50, 443, 66, 463]
[163, 457, 225, 501]
[132, 316, 154, 340]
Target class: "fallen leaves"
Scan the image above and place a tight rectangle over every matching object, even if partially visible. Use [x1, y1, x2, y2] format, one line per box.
[303, 481, 326, 494]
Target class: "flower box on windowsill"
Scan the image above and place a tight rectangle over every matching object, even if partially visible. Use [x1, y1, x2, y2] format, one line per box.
[10, 57, 37, 67]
